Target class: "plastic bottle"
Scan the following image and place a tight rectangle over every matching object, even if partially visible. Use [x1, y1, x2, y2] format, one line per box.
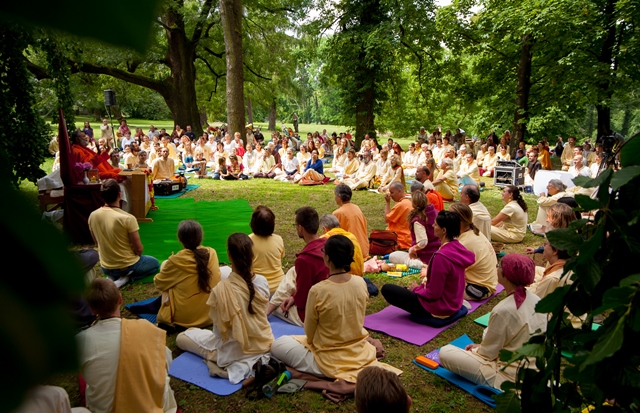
[262, 370, 292, 397]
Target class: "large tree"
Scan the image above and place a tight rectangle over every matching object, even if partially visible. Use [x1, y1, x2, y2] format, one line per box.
[318, 0, 441, 147]
[26, 0, 307, 137]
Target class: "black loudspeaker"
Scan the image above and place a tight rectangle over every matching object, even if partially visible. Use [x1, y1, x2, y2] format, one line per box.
[104, 90, 117, 107]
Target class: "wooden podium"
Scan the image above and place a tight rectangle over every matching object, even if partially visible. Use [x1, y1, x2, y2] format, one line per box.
[118, 170, 152, 222]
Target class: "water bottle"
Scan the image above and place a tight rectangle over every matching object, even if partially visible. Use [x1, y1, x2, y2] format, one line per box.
[262, 370, 292, 397]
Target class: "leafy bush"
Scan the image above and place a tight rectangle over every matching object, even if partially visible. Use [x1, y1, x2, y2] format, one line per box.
[496, 135, 640, 412]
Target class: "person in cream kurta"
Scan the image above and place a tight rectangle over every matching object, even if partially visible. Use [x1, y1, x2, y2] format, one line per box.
[341, 150, 376, 190]
[271, 235, 401, 382]
[439, 254, 547, 389]
[491, 186, 528, 243]
[154, 246, 221, 328]
[432, 158, 457, 201]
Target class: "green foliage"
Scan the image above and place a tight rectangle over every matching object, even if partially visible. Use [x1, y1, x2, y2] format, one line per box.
[495, 135, 640, 412]
[36, 35, 75, 131]
[0, 25, 50, 186]
[0, 177, 86, 412]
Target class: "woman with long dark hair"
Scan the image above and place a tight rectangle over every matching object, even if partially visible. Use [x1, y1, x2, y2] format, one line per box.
[154, 220, 221, 328]
[491, 185, 529, 243]
[176, 233, 273, 384]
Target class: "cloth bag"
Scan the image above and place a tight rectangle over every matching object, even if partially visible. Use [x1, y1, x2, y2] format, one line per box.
[368, 230, 398, 256]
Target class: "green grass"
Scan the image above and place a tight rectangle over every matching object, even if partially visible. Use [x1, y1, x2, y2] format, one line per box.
[31, 125, 544, 412]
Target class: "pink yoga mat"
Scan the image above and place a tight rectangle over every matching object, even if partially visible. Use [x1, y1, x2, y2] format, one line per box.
[364, 285, 504, 346]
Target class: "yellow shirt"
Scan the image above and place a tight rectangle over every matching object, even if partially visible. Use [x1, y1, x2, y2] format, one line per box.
[458, 230, 498, 293]
[295, 277, 402, 382]
[151, 157, 176, 180]
[249, 233, 285, 293]
[88, 207, 140, 269]
[434, 169, 457, 200]
[154, 247, 221, 328]
[320, 228, 364, 276]
[343, 158, 360, 176]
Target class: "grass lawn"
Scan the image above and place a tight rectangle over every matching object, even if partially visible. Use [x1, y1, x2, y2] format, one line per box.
[25, 129, 546, 412]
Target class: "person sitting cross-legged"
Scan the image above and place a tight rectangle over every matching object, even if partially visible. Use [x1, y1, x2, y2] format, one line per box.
[175, 233, 274, 384]
[267, 207, 330, 326]
[154, 220, 221, 330]
[381, 211, 475, 324]
[88, 179, 160, 288]
[381, 211, 475, 326]
[271, 235, 402, 382]
[438, 254, 547, 390]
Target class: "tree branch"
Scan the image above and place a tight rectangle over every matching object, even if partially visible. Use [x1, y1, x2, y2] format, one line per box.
[196, 55, 225, 79]
[202, 46, 224, 59]
[191, 0, 215, 44]
[69, 60, 169, 94]
[155, 18, 171, 31]
[257, 5, 294, 13]
[25, 60, 50, 80]
[203, 19, 219, 39]
[243, 62, 271, 81]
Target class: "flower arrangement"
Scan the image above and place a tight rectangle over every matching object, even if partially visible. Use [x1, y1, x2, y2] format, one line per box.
[74, 162, 93, 184]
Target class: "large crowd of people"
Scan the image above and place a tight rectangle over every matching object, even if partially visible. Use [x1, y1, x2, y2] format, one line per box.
[34, 121, 616, 412]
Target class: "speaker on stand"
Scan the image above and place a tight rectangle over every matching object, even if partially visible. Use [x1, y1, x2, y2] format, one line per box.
[104, 90, 117, 147]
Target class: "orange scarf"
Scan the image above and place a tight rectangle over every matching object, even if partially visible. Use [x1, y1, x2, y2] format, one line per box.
[543, 259, 567, 277]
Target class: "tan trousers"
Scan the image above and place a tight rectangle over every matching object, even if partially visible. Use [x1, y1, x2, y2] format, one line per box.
[269, 267, 304, 327]
[271, 336, 325, 377]
[439, 345, 514, 390]
[490, 226, 524, 244]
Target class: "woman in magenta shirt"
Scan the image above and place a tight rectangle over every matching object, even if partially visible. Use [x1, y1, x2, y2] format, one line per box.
[381, 211, 475, 320]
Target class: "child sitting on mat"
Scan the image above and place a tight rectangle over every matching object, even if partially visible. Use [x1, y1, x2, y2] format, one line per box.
[438, 254, 547, 389]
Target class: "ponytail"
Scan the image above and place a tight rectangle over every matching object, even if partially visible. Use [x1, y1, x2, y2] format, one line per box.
[178, 220, 212, 293]
[506, 185, 528, 212]
[227, 233, 256, 314]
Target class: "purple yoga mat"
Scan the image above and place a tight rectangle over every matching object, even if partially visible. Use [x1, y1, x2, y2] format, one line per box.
[364, 285, 504, 346]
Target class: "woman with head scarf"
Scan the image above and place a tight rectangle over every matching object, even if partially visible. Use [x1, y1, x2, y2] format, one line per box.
[439, 254, 547, 389]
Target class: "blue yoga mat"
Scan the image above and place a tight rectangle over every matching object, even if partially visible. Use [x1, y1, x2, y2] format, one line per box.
[413, 334, 502, 408]
[169, 352, 243, 396]
[124, 296, 160, 324]
[168, 317, 304, 396]
[268, 315, 305, 338]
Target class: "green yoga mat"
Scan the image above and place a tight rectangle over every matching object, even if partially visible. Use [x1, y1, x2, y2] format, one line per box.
[134, 198, 253, 283]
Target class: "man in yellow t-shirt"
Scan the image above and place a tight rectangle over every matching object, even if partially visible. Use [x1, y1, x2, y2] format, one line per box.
[88, 179, 160, 287]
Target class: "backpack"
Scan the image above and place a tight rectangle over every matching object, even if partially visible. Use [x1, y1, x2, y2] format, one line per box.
[368, 230, 398, 256]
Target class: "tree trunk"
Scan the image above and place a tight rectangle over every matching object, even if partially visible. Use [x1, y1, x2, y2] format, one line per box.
[247, 96, 254, 125]
[511, 34, 533, 157]
[314, 93, 321, 124]
[268, 99, 276, 131]
[596, 0, 617, 138]
[355, 66, 376, 150]
[199, 106, 208, 128]
[620, 105, 631, 137]
[220, 0, 245, 140]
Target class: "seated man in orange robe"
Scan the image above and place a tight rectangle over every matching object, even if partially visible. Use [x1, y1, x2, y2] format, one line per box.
[71, 130, 121, 181]
[384, 181, 412, 249]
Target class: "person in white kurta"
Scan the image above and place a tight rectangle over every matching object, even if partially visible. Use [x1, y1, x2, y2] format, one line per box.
[342, 151, 377, 190]
[439, 254, 547, 389]
[491, 186, 528, 243]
